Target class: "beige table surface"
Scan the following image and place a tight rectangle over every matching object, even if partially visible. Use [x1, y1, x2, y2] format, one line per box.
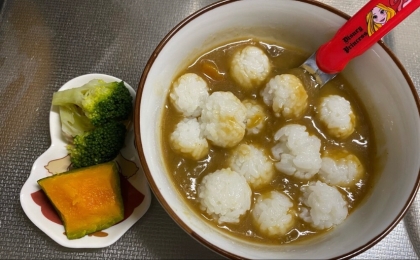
[0, 0, 419, 258]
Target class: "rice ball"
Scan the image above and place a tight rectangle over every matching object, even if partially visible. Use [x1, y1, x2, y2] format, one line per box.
[317, 95, 356, 139]
[252, 191, 296, 237]
[170, 118, 209, 160]
[170, 73, 209, 117]
[200, 91, 247, 148]
[198, 168, 252, 224]
[261, 74, 308, 119]
[243, 99, 267, 135]
[231, 46, 271, 89]
[319, 150, 364, 186]
[229, 144, 274, 189]
[299, 181, 348, 230]
[271, 124, 322, 179]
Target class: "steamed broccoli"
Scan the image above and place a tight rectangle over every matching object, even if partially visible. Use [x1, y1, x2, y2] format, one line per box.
[52, 79, 133, 136]
[52, 79, 133, 168]
[67, 121, 127, 169]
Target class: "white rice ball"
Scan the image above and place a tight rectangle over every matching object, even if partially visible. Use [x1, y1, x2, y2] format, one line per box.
[198, 168, 252, 224]
[200, 91, 247, 148]
[319, 150, 364, 186]
[261, 74, 308, 119]
[317, 95, 355, 139]
[170, 73, 209, 117]
[243, 99, 267, 135]
[231, 46, 271, 89]
[170, 118, 209, 160]
[299, 181, 348, 230]
[229, 144, 274, 189]
[252, 191, 295, 237]
[271, 124, 322, 179]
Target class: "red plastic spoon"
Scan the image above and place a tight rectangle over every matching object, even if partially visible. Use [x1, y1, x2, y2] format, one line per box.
[301, 0, 420, 85]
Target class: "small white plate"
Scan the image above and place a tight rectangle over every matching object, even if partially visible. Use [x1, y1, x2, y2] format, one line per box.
[20, 73, 151, 248]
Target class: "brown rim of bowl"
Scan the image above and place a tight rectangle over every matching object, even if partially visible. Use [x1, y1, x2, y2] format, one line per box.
[134, 0, 420, 259]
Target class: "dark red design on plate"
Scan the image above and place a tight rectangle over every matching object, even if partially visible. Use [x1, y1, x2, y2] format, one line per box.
[31, 190, 62, 225]
[119, 173, 145, 221]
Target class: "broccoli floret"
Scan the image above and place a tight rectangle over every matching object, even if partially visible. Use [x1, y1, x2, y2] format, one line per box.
[52, 79, 132, 168]
[52, 79, 133, 131]
[67, 121, 127, 169]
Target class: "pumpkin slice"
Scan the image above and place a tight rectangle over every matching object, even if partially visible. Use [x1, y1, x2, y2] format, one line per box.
[37, 161, 124, 239]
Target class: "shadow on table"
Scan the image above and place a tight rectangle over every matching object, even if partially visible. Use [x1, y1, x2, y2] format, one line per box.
[129, 196, 227, 259]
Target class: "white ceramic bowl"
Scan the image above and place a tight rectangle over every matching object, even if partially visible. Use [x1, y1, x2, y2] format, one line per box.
[134, 0, 420, 258]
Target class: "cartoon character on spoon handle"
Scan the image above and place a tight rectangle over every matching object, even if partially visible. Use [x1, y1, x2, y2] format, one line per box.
[301, 0, 419, 85]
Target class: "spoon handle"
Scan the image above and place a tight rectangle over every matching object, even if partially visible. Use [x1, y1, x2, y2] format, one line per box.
[316, 0, 420, 74]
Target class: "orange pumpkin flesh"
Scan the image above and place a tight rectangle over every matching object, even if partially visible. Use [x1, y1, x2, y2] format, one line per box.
[37, 161, 124, 239]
